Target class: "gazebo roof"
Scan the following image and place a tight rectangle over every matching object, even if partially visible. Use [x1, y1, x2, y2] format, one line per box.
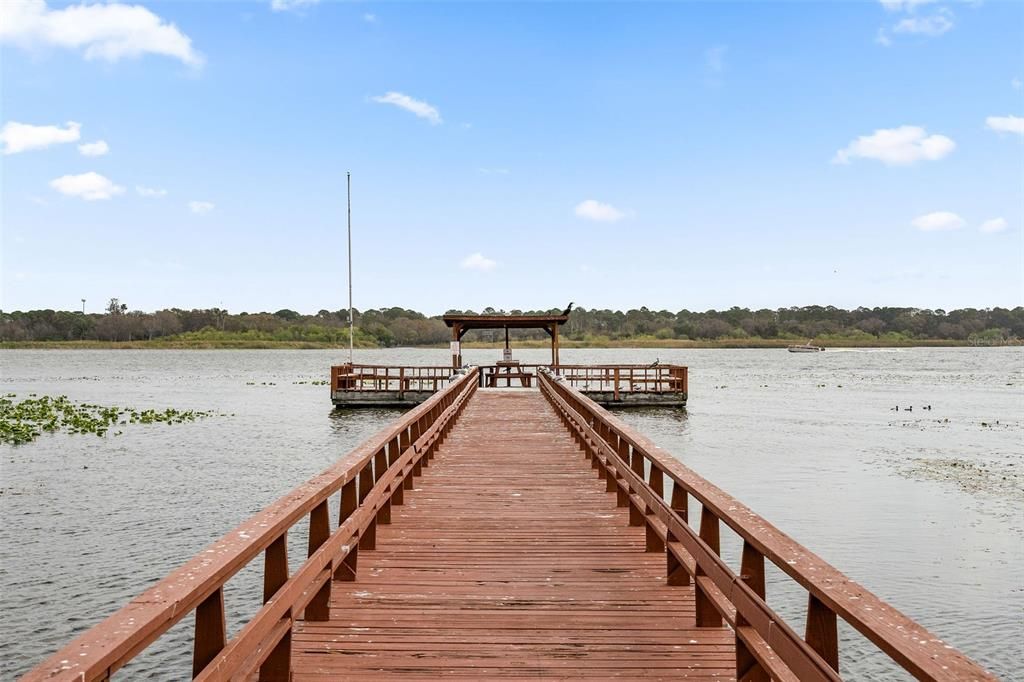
[442, 313, 569, 330]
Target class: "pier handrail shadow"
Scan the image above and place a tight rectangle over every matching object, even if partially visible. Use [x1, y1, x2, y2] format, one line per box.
[537, 367, 994, 681]
[21, 369, 479, 682]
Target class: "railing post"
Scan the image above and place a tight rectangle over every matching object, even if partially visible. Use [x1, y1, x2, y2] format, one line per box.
[614, 438, 630, 507]
[358, 462, 376, 550]
[375, 445, 392, 524]
[192, 587, 226, 678]
[304, 501, 331, 620]
[628, 449, 645, 527]
[736, 540, 768, 681]
[806, 594, 839, 672]
[666, 481, 691, 586]
[695, 505, 722, 627]
[411, 419, 424, 477]
[389, 436, 404, 506]
[335, 479, 358, 581]
[260, 534, 291, 681]
[613, 367, 620, 401]
[645, 466, 665, 552]
[401, 427, 414, 489]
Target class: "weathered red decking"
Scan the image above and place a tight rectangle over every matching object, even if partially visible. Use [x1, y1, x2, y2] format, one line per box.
[291, 391, 732, 678]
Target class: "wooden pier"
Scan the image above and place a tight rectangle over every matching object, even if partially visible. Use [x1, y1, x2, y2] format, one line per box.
[22, 369, 993, 681]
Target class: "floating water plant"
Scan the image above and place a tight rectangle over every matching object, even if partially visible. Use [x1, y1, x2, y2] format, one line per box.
[0, 394, 222, 445]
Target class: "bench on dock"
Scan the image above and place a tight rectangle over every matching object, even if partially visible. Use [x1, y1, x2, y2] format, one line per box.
[21, 367, 993, 681]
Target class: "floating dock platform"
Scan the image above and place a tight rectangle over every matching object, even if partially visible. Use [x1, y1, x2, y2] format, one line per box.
[330, 362, 689, 408]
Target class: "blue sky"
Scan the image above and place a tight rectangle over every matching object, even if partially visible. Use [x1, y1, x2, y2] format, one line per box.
[2, 0, 1022, 315]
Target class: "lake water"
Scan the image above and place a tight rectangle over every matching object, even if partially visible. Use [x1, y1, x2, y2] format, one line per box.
[1, 348, 1021, 679]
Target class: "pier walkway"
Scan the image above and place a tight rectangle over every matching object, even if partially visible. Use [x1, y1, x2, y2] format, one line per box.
[23, 368, 994, 681]
[291, 390, 731, 678]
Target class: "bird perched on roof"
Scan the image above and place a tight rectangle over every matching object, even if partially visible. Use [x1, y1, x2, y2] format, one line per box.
[562, 302, 574, 316]
[648, 358, 660, 368]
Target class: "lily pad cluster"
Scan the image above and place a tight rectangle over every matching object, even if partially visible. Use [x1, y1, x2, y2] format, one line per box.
[0, 394, 220, 445]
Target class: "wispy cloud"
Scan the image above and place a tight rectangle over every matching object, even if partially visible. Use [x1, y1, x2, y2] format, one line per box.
[371, 91, 442, 125]
[1, 120, 80, 154]
[0, 0, 203, 67]
[363, 12, 377, 23]
[911, 211, 965, 231]
[979, 217, 1008, 234]
[876, 1, 953, 45]
[270, 0, 319, 12]
[832, 125, 954, 165]
[985, 115, 1024, 135]
[78, 140, 109, 156]
[879, 0, 936, 12]
[893, 10, 954, 37]
[1013, 78, 1022, 91]
[460, 252, 497, 272]
[188, 200, 215, 214]
[50, 171, 124, 200]
[136, 185, 167, 198]
[575, 199, 625, 223]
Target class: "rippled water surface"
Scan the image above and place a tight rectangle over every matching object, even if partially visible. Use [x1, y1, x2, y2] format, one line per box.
[1, 348, 1021, 679]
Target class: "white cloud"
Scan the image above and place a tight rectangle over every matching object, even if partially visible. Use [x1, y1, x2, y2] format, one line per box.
[979, 217, 1008, 234]
[893, 12, 954, 36]
[875, 28, 893, 46]
[832, 126, 955, 165]
[270, 0, 319, 11]
[50, 171, 124, 200]
[371, 92, 442, 125]
[78, 140, 109, 156]
[879, 0, 935, 12]
[0, 120, 80, 154]
[478, 167, 510, 175]
[1012, 78, 1022, 91]
[460, 252, 496, 272]
[574, 199, 625, 223]
[985, 115, 1024, 135]
[188, 200, 215, 214]
[363, 13, 377, 23]
[911, 211, 965, 231]
[0, 0, 203, 66]
[136, 185, 167, 198]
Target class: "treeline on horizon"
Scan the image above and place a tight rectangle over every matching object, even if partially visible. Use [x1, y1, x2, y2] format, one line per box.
[2, 301, 1022, 346]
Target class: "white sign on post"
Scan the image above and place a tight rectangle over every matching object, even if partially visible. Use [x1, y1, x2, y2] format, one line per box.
[450, 341, 461, 355]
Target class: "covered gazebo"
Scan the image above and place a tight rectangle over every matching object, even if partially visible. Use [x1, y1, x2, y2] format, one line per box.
[442, 312, 570, 370]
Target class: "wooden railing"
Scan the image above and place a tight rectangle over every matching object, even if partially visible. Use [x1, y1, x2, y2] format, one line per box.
[332, 362, 687, 400]
[330, 363, 456, 393]
[476, 363, 687, 396]
[537, 368, 993, 682]
[555, 363, 687, 397]
[23, 369, 480, 682]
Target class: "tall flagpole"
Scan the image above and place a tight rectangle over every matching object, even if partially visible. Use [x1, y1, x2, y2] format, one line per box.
[347, 172, 354, 364]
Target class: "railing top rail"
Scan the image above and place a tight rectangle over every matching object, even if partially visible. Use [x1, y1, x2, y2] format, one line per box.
[24, 369, 479, 681]
[537, 369, 992, 681]
[335, 363, 456, 371]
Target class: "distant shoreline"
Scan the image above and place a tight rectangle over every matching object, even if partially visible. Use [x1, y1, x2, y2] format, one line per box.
[1, 339, 1013, 350]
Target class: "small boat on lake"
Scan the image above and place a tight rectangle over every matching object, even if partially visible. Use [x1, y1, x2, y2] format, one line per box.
[787, 341, 825, 353]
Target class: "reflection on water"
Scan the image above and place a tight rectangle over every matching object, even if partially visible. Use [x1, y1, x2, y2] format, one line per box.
[1, 348, 1020, 679]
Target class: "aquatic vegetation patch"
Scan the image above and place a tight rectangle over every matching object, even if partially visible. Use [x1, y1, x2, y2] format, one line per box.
[900, 456, 1023, 503]
[0, 394, 223, 445]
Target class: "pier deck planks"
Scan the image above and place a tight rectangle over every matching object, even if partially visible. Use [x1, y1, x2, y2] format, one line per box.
[291, 390, 733, 679]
